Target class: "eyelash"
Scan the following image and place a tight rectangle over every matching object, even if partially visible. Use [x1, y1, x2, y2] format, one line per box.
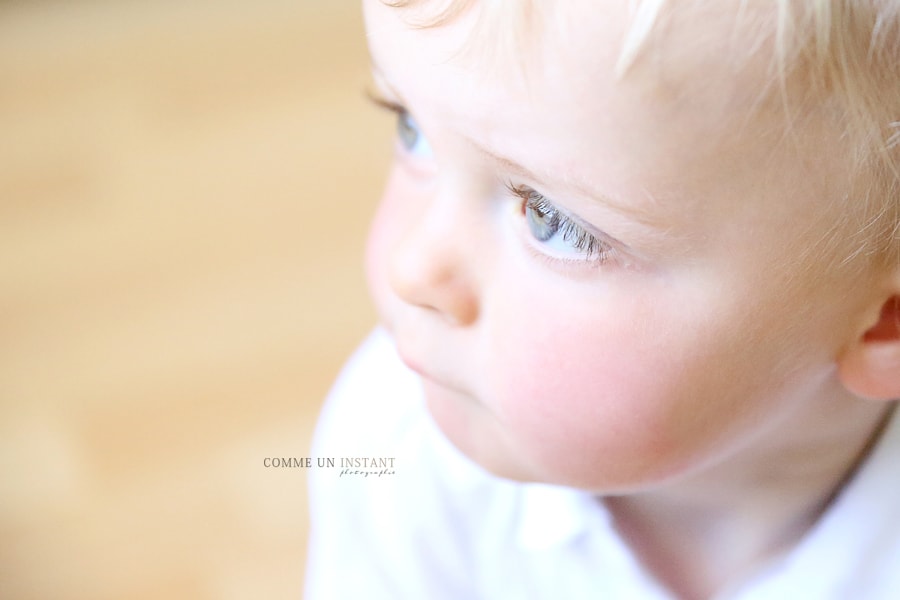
[366, 88, 400, 111]
[367, 91, 404, 124]
[506, 183, 614, 265]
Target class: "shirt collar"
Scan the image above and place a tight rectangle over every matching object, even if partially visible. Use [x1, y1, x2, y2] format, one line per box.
[731, 406, 900, 597]
[516, 482, 611, 551]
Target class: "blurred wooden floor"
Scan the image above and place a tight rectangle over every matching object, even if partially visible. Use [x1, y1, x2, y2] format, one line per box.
[0, 1, 389, 598]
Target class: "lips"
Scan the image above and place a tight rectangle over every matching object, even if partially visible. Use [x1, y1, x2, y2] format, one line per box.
[395, 341, 470, 395]
[397, 347, 442, 386]
[397, 347, 426, 377]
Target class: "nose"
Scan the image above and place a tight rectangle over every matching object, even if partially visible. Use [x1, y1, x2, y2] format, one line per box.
[387, 197, 480, 327]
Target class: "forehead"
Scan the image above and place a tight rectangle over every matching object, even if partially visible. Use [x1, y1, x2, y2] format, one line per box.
[365, 0, 807, 212]
[365, 0, 778, 110]
[365, 0, 784, 153]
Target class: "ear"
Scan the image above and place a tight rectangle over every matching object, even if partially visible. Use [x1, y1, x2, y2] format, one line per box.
[838, 295, 900, 400]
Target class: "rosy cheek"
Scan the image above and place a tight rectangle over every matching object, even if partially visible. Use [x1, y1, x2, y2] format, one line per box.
[484, 301, 693, 487]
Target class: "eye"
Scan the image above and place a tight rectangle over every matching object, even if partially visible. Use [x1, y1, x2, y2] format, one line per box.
[366, 91, 433, 160]
[508, 184, 613, 264]
[395, 110, 433, 158]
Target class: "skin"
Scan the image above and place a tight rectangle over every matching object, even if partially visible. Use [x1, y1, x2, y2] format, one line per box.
[361, 1, 895, 596]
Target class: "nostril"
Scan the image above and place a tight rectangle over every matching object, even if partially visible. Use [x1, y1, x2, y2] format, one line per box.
[863, 296, 900, 343]
[444, 284, 479, 326]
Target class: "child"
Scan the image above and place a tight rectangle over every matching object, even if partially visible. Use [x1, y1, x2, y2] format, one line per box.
[306, 0, 900, 598]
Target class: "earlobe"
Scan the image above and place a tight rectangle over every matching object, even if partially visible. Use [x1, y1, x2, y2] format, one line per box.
[838, 296, 900, 401]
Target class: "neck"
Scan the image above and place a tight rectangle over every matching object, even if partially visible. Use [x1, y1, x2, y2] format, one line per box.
[605, 400, 894, 600]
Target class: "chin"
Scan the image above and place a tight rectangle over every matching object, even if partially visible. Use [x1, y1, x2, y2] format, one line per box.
[421, 384, 541, 483]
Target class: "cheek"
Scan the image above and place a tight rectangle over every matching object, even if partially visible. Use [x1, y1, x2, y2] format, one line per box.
[480, 279, 757, 489]
[488, 314, 684, 485]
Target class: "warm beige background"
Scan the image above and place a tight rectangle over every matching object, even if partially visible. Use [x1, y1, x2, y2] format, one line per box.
[0, 1, 389, 598]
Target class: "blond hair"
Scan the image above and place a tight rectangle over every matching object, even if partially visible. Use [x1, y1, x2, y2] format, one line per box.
[381, 0, 900, 264]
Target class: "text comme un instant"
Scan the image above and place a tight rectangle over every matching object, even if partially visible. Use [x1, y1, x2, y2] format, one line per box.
[263, 457, 396, 469]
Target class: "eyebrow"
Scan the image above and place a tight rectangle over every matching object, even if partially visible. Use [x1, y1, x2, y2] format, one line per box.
[369, 62, 669, 230]
[469, 139, 670, 229]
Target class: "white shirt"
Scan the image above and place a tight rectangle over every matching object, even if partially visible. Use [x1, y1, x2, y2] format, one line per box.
[305, 329, 900, 599]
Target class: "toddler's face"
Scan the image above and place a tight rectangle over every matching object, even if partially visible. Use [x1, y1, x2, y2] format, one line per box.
[363, 0, 876, 491]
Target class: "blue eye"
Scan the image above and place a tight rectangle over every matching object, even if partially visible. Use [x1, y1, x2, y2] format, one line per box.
[366, 91, 434, 160]
[396, 111, 433, 158]
[509, 184, 611, 262]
